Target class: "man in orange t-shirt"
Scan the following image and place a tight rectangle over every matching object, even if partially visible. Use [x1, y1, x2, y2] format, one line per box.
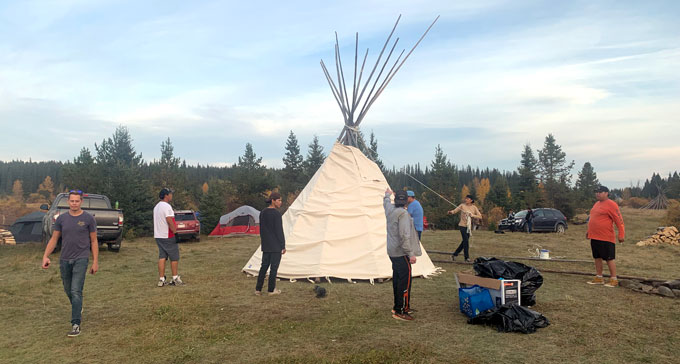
[586, 185, 625, 287]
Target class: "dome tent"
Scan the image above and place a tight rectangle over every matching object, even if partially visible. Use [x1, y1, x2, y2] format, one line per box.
[209, 205, 260, 237]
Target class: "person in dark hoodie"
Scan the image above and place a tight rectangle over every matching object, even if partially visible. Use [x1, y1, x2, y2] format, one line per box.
[384, 188, 421, 321]
[255, 192, 286, 296]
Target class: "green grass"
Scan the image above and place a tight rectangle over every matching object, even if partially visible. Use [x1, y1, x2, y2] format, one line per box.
[1, 207, 678, 364]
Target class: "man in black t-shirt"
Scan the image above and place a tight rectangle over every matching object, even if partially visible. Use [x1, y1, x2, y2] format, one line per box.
[255, 192, 286, 296]
[42, 190, 99, 337]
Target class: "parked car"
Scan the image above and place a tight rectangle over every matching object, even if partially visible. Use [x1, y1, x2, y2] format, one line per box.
[174, 210, 200, 242]
[41, 193, 124, 252]
[498, 208, 568, 233]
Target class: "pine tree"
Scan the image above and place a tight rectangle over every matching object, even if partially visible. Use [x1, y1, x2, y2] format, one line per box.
[303, 135, 325, 179]
[367, 131, 386, 172]
[238, 143, 263, 170]
[160, 137, 180, 169]
[234, 143, 272, 209]
[488, 176, 511, 210]
[537, 134, 575, 216]
[63, 147, 99, 193]
[155, 138, 192, 209]
[427, 145, 458, 229]
[517, 143, 540, 208]
[199, 178, 237, 233]
[282, 131, 304, 192]
[575, 162, 599, 206]
[94, 126, 154, 237]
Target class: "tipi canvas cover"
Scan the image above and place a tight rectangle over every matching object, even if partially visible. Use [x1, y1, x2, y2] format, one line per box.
[243, 143, 438, 280]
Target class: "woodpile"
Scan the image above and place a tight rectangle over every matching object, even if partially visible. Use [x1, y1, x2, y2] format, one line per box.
[0, 229, 16, 245]
[636, 226, 680, 246]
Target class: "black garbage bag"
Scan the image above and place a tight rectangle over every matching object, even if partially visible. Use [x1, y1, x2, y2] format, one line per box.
[473, 257, 543, 306]
[468, 303, 550, 334]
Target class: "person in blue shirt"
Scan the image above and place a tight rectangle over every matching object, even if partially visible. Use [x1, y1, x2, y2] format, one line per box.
[406, 190, 424, 240]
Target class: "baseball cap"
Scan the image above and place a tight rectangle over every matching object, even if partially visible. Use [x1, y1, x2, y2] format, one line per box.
[395, 190, 408, 204]
[267, 191, 282, 203]
[407, 190, 415, 197]
[159, 188, 173, 199]
[594, 185, 609, 193]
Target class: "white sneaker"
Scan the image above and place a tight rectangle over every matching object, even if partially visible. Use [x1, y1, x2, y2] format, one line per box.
[67, 324, 80, 337]
[170, 276, 184, 286]
[157, 276, 167, 287]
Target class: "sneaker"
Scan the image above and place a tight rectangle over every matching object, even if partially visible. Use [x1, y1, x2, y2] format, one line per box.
[169, 276, 184, 286]
[67, 324, 80, 337]
[268, 289, 281, 296]
[587, 276, 605, 285]
[605, 278, 619, 288]
[254, 290, 262, 296]
[451, 255, 456, 262]
[157, 276, 166, 287]
[392, 312, 414, 321]
[464, 258, 471, 263]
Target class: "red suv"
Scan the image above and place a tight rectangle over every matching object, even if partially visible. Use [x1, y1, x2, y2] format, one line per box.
[174, 210, 200, 242]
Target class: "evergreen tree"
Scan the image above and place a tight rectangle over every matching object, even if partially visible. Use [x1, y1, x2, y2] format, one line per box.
[63, 147, 99, 193]
[517, 143, 540, 209]
[199, 178, 237, 233]
[160, 137, 180, 169]
[234, 143, 272, 209]
[94, 126, 154, 237]
[488, 176, 511, 210]
[367, 131, 386, 172]
[282, 131, 304, 192]
[425, 145, 458, 229]
[537, 134, 575, 216]
[238, 143, 263, 170]
[575, 162, 599, 207]
[303, 135, 326, 179]
[154, 138, 193, 209]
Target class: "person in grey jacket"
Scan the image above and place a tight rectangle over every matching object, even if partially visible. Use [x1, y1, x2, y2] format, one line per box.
[384, 188, 421, 321]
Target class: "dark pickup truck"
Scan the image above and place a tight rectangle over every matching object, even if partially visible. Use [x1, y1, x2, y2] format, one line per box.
[41, 193, 124, 252]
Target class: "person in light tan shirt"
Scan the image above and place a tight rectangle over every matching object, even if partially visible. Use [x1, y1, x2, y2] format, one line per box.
[447, 195, 483, 262]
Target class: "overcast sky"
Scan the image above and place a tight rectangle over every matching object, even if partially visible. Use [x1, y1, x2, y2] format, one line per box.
[1, 0, 678, 188]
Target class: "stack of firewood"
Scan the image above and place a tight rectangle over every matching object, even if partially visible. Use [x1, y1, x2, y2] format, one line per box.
[0, 229, 16, 245]
[636, 226, 680, 246]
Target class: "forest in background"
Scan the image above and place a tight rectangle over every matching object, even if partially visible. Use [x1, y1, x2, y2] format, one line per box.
[1, 126, 679, 236]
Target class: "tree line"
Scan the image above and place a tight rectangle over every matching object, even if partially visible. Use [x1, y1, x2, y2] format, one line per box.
[1, 126, 678, 235]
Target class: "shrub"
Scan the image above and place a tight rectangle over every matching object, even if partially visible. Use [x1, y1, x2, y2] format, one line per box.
[487, 206, 506, 229]
[622, 197, 650, 208]
[665, 200, 680, 228]
[488, 221, 497, 231]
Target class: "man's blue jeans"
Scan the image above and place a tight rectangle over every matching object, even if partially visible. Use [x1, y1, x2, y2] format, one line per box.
[60, 258, 88, 325]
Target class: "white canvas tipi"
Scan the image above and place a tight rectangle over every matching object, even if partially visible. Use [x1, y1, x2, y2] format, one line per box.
[243, 16, 441, 281]
[242, 143, 439, 280]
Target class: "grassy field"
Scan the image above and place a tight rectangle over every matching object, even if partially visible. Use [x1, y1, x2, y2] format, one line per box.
[1, 207, 678, 364]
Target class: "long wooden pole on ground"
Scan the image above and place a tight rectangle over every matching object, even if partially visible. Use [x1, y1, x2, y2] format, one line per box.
[426, 250, 591, 263]
[431, 260, 670, 282]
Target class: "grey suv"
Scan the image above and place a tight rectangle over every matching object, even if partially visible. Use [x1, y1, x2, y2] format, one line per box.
[498, 208, 568, 233]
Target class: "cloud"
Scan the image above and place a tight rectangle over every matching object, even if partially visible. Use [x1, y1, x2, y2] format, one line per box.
[0, 0, 678, 188]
